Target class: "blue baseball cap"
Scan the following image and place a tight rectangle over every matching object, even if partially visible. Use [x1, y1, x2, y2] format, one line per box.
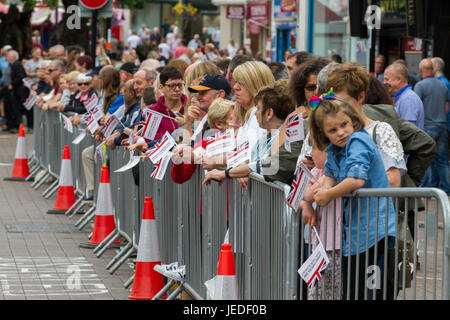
[188, 74, 231, 96]
[86, 65, 103, 77]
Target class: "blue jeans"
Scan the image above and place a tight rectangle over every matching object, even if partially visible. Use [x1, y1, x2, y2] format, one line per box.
[421, 123, 450, 194]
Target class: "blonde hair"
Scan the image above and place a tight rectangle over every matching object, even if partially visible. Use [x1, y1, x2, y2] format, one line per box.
[232, 61, 275, 124]
[64, 71, 80, 82]
[207, 98, 235, 129]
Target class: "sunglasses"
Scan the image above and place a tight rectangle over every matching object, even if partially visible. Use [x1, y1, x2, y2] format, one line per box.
[78, 82, 91, 86]
[47, 68, 57, 72]
[305, 84, 317, 92]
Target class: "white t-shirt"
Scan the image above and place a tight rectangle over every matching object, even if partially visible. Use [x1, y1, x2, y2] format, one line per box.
[236, 108, 265, 162]
[158, 43, 171, 60]
[127, 35, 142, 49]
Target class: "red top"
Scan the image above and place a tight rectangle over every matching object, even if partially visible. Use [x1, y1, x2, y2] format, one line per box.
[171, 163, 197, 184]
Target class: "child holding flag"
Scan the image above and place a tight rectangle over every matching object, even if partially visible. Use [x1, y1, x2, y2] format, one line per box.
[299, 136, 342, 300]
[307, 89, 396, 300]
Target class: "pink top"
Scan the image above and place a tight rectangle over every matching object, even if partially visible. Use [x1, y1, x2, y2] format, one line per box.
[311, 167, 342, 252]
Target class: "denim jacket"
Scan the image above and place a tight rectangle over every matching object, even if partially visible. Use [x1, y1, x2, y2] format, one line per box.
[325, 130, 396, 256]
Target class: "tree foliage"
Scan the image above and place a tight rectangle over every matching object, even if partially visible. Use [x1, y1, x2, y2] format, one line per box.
[117, 0, 145, 10]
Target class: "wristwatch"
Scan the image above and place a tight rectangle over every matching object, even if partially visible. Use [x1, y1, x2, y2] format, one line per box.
[225, 168, 231, 179]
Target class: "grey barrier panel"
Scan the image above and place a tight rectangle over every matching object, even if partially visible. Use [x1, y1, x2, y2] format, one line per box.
[42, 111, 51, 172]
[77, 134, 95, 195]
[140, 159, 179, 265]
[201, 174, 229, 294]
[93, 140, 101, 204]
[176, 169, 203, 296]
[120, 149, 139, 244]
[48, 111, 61, 176]
[108, 148, 139, 244]
[244, 174, 300, 300]
[59, 115, 77, 187]
[228, 178, 249, 300]
[32, 119, 450, 300]
[108, 148, 123, 233]
[296, 187, 450, 300]
[33, 107, 44, 164]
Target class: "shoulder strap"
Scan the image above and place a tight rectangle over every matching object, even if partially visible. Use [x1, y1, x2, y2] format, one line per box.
[372, 123, 379, 147]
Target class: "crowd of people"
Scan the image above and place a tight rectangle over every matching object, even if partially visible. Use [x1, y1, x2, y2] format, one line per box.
[0, 28, 449, 300]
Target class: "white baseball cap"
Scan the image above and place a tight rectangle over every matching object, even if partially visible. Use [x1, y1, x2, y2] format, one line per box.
[2, 45, 12, 51]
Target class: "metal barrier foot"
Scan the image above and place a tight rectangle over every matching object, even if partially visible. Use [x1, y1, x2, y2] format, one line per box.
[75, 206, 96, 229]
[123, 274, 135, 289]
[42, 179, 59, 198]
[68, 201, 87, 218]
[93, 229, 118, 255]
[25, 164, 41, 181]
[104, 237, 130, 264]
[64, 192, 84, 216]
[108, 246, 135, 274]
[95, 232, 121, 258]
[152, 279, 175, 300]
[32, 172, 50, 190]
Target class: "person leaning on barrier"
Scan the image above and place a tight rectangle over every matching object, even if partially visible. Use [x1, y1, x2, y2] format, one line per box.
[203, 80, 299, 187]
[58, 73, 98, 114]
[105, 80, 141, 150]
[282, 58, 332, 171]
[326, 62, 436, 249]
[170, 74, 232, 184]
[126, 66, 187, 154]
[69, 66, 103, 127]
[326, 62, 436, 190]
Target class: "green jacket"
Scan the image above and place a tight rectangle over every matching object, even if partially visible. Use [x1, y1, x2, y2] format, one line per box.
[363, 103, 437, 187]
[261, 140, 303, 186]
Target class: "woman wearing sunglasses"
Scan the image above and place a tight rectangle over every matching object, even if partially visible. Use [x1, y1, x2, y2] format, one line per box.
[59, 73, 98, 114]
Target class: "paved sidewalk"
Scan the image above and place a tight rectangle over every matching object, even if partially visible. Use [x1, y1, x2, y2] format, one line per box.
[0, 132, 135, 300]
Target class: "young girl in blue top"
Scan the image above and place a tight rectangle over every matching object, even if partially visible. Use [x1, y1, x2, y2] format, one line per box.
[308, 89, 396, 300]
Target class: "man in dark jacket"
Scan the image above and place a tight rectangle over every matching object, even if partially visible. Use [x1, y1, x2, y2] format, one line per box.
[105, 80, 141, 149]
[4, 50, 29, 133]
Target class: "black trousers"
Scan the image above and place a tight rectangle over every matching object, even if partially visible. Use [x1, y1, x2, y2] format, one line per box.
[3, 89, 21, 130]
[342, 237, 397, 300]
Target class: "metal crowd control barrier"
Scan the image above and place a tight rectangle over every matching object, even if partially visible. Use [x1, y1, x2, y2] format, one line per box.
[298, 187, 449, 300]
[29, 108, 450, 301]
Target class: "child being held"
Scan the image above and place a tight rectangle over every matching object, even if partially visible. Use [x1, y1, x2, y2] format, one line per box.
[197, 98, 236, 170]
[207, 97, 235, 131]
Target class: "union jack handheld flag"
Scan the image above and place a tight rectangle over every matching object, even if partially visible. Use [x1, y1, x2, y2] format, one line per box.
[205, 128, 235, 157]
[286, 161, 313, 210]
[150, 153, 171, 180]
[298, 229, 329, 289]
[145, 132, 176, 164]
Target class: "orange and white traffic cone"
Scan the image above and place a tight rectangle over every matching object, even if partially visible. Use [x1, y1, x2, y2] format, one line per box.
[213, 243, 239, 300]
[47, 145, 76, 214]
[4, 125, 29, 181]
[129, 197, 166, 300]
[80, 166, 120, 248]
